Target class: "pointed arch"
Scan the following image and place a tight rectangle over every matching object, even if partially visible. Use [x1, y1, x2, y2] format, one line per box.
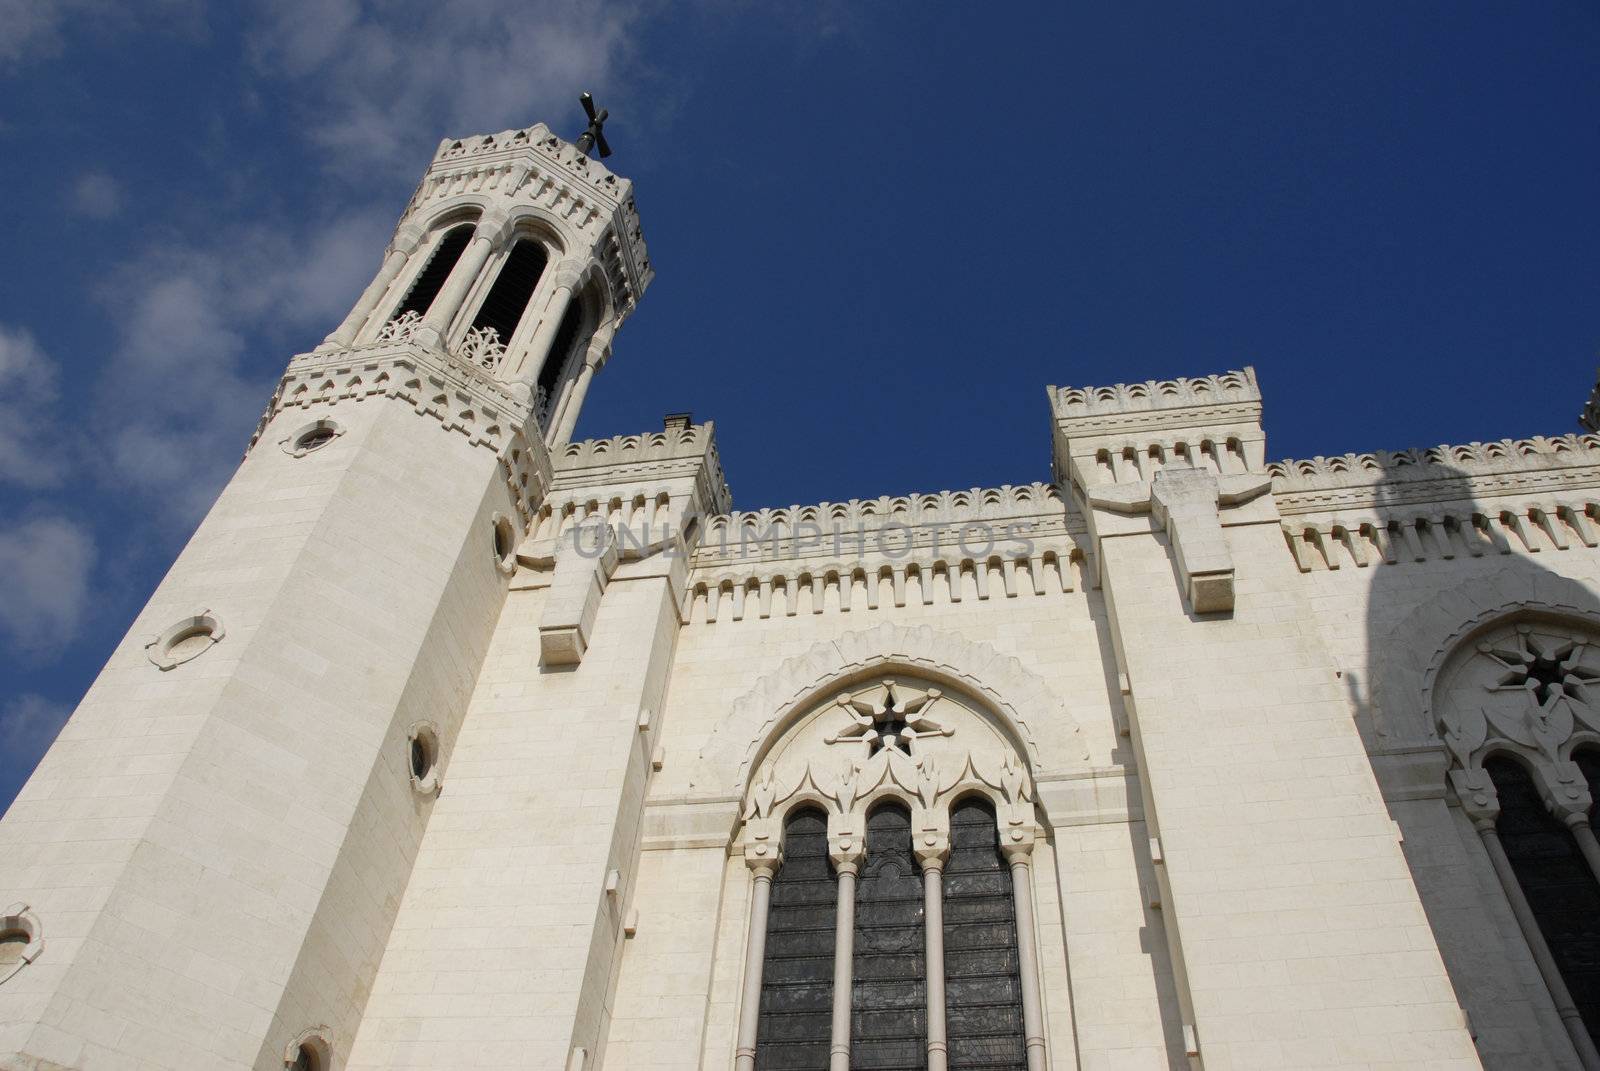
[693, 623, 1086, 800]
[1371, 569, 1600, 746]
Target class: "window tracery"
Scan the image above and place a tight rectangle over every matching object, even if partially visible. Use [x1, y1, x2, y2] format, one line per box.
[736, 677, 1043, 1071]
[1436, 617, 1600, 1065]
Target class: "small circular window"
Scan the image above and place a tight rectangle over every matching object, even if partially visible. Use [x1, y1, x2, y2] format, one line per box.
[146, 612, 225, 671]
[281, 419, 344, 457]
[296, 427, 337, 452]
[407, 722, 440, 796]
[284, 1031, 331, 1071]
[0, 931, 28, 969]
[492, 513, 517, 574]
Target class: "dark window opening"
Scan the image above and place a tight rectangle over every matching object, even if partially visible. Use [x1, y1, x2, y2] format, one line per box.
[944, 797, 1026, 1070]
[537, 299, 586, 416]
[469, 239, 549, 347]
[410, 736, 429, 780]
[756, 807, 835, 1070]
[393, 224, 473, 321]
[1487, 755, 1600, 1049]
[852, 803, 926, 1070]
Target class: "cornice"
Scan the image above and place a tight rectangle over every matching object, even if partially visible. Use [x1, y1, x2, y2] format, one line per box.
[551, 423, 732, 514]
[249, 339, 553, 526]
[1270, 434, 1600, 516]
[1051, 368, 1260, 422]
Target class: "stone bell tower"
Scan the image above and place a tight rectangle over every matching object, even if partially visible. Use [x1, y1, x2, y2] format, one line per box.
[0, 119, 650, 1070]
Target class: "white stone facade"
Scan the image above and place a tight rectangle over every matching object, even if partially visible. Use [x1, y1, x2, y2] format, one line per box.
[2, 121, 1599, 1071]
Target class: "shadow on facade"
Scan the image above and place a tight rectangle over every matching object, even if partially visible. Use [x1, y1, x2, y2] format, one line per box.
[1349, 461, 1600, 1068]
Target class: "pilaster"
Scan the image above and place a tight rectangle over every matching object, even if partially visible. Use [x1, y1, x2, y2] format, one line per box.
[1054, 370, 1482, 1069]
[346, 418, 730, 1071]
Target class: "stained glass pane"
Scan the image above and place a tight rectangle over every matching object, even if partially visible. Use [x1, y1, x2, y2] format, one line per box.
[852, 803, 927, 1069]
[1487, 755, 1600, 1049]
[944, 797, 1027, 1070]
[756, 808, 835, 1070]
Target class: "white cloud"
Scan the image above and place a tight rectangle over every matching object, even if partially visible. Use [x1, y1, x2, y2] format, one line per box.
[0, 0, 205, 72]
[0, 694, 72, 758]
[0, 325, 69, 488]
[69, 170, 123, 218]
[246, 0, 645, 173]
[0, 516, 95, 654]
[92, 209, 393, 525]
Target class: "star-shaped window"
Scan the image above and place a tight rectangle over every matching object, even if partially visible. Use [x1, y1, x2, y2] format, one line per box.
[1483, 629, 1600, 706]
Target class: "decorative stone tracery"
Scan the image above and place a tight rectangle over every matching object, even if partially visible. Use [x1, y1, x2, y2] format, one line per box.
[695, 622, 1086, 797]
[734, 675, 1046, 1071]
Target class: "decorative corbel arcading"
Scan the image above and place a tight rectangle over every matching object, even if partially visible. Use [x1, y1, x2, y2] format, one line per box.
[247, 341, 555, 532]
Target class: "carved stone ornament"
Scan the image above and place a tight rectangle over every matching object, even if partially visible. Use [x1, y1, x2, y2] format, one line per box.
[1437, 621, 1600, 768]
[1088, 463, 1272, 613]
[736, 676, 1040, 864]
[456, 325, 507, 372]
[375, 309, 422, 344]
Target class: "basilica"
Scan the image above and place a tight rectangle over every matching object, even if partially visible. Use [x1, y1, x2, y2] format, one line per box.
[2, 115, 1600, 1071]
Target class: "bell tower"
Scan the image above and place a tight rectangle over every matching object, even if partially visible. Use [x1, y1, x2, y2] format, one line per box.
[0, 116, 651, 1071]
[319, 119, 653, 442]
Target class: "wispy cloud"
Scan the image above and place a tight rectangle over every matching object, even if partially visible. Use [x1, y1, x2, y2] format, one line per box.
[0, 325, 70, 489]
[69, 170, 123, 219]
[0, 694, 71, 758]
[0, 516, 96, 655]
[246, 0, 646, 173]
[0, 0, 205, 73]
[92, 209, 393, 525]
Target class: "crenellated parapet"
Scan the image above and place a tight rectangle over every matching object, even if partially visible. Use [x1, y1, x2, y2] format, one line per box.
[1268, 434, 1600, 574]
[248, 338, 554, 530]
[683, 482, 1083, 625]
[1269, 434, 1600, 501]
[1052, 368, 1272, 613]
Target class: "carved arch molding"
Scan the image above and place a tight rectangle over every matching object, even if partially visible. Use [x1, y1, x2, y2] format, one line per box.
[691, 622, 1088, 799]
[1372, 568, 1600, 747]
[1370, 568, 1600, 816]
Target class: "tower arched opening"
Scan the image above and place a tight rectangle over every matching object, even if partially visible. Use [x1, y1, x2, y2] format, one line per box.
[392, 222, 475, 322]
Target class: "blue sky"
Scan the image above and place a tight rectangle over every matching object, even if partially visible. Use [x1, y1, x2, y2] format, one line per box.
[0, 1, 1596, 806]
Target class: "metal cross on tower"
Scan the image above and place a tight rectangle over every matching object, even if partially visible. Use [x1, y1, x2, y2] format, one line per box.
[574, 92, 611, 158]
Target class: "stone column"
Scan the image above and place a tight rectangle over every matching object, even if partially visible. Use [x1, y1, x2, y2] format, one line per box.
[915, 826, 947, 1071]
[1462, 794, 1600, 1071]
[828, 812, 865, 1071]
[1543, 762, 1600, 888]
[1570, 819, 1600, 887]
[550, 326, 612, 445]
[735, 818, 782, 1071]
[512, 264, 581, 385]
[1002, 838, 1047, 1071]
[416, 213, 506, 349]
[318, 226, 422, 350]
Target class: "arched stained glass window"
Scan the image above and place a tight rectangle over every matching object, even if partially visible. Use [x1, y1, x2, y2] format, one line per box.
[852, 802, 926, 1070]
[1486, 755, 1600, 1048]
[393, 223, 473, 321]
[469, 238, 548, 347]
[755, 807, 834, 1069]
[944, 796, 1026, 1069]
